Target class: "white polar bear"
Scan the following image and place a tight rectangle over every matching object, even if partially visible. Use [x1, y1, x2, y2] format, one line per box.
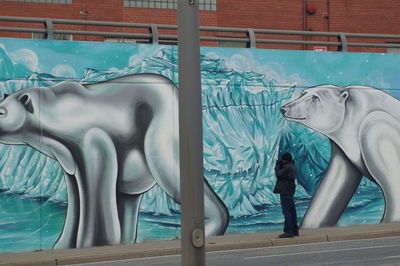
[0, 73, 229, 248]
[281, 84, 400, 228]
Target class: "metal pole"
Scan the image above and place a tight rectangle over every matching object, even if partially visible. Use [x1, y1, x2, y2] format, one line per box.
[177, 0, 205, 265]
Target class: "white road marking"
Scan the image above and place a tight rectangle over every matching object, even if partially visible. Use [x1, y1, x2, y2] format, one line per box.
[244, 243, 400, 260]
[207, 235, 400, 255]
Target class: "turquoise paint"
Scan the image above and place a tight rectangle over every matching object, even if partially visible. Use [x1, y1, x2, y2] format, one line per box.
[0, 38, 393, 253]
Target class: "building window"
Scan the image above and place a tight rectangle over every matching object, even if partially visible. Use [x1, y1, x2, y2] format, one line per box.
[33, 33, 73, 40]
[387, 42, 400, 54]
[218, 41, 246, 48]
[0, 0, 72, 3]
[104, 37, 137, 44]
[123, 0, 216, 11]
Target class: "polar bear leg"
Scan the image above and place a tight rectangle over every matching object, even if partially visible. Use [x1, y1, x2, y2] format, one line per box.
[301, 140, 363, 228]
[117, 148, 156, 244]
[203, 180, 229, 235]
[117, 192, 143, 244]
[76, 128, 121, 248]
[53, 173, 79, 249]
[144, 117, 229, 236]
[359, 111, 400, 222]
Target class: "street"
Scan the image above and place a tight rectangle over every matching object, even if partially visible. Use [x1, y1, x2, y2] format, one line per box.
[72, 236, 400, 266]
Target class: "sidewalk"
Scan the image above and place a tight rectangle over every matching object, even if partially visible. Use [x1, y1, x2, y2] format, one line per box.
[1, 222, 399, 265]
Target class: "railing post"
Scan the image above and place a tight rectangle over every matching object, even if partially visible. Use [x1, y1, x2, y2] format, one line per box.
[150, 24, 159, 44]
[247, 28, 256, 48]
[45, 18, 54, 40]
[338, 32, 348, 52]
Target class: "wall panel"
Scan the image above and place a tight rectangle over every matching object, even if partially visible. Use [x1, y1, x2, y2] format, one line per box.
[0, 38, 398, 253]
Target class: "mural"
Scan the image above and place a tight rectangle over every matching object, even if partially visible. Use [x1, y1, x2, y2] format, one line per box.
[0, 74, 228, 249]
[0, 38, 399, 253]
[282, 85, 400, 228]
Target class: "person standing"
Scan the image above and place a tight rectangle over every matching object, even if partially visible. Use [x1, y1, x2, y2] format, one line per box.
[273, 152, 299, 238]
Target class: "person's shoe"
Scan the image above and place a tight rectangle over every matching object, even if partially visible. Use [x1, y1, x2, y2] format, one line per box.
[278, 233, 294, 238]
[292, 232, 299, 237]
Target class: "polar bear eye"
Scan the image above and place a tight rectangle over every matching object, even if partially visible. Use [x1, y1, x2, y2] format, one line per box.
[311, 95, 319, 101]
[300, 91, 307, 97]
[0, 107, 6, 116]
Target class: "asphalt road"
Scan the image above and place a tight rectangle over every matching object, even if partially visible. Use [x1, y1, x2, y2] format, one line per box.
[71, 236, 400, 266]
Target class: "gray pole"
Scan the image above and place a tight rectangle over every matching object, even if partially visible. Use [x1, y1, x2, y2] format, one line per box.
[177, 0, 205, 265]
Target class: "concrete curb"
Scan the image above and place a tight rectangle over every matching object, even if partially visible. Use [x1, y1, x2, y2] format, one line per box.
[1, 222, 399, 265]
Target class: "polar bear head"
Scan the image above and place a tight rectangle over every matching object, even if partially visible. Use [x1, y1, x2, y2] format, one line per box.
[281, 85, 349, 134]
[0, 90, 34, 144]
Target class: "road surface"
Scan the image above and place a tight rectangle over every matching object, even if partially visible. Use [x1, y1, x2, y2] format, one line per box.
[71, 236, 400, 266]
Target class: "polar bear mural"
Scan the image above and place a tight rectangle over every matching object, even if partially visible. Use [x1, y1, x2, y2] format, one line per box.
[281, 84, 400, 228]
[0, 73, 229, 248]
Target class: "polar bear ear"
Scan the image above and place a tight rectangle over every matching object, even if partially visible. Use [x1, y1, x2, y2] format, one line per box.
[18, 93, 34, 113]
[340, 90, 349, 102]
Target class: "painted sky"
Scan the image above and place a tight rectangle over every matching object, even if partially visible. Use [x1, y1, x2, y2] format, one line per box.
[201, 47, 400, 98]
[1, 38, 400, 98]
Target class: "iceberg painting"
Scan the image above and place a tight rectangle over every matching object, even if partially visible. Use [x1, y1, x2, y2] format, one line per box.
[0, 38, 396, 253]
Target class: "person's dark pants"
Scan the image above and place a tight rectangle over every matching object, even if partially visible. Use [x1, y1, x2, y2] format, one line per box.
[280, 194, 299, 235]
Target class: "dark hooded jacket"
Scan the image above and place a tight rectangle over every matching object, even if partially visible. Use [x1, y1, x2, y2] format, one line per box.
[273, 160, 297, 196]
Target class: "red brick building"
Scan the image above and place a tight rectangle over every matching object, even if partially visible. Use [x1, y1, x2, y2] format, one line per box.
[0, 0, 399, 52]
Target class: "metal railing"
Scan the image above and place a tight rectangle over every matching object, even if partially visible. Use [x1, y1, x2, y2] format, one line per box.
[2, 16, 400, 51]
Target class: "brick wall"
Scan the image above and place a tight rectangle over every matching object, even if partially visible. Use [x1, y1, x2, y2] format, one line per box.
[0, 0, 124, 41]
[1, 0, 400, 51]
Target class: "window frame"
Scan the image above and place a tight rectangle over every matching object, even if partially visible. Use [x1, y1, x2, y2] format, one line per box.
[123, 0, 216, 11]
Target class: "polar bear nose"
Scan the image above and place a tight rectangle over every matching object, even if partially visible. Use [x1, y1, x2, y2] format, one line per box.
[280, 107, 288, 115]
